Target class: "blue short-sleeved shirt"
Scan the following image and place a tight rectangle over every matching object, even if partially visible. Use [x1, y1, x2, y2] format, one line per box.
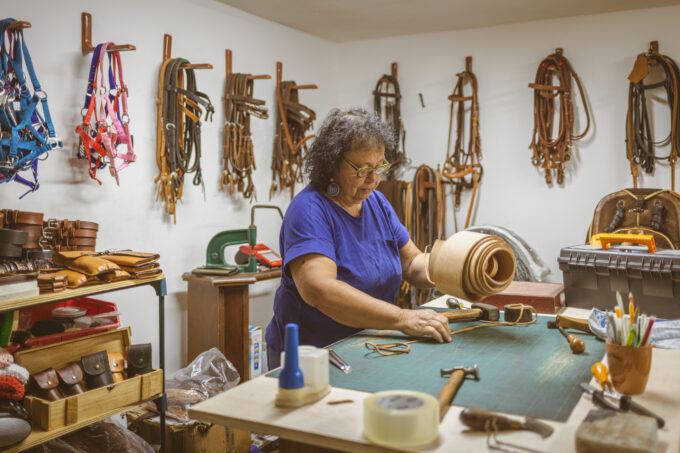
[265, 185, 410, 355]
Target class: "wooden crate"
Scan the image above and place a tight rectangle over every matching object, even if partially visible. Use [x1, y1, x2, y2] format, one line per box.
[14, 327, 163, 431]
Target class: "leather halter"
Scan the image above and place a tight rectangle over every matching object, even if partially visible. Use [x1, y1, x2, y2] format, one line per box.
[442, 63, 482, 231]
[271, 80, 315, 199]
[373, 74, 406, 176]
[626, 49, 680, 191]
[222, 72, 268, 201]
[0, 18, 62, 197]
[155, 58, 214, 223]
[75, 42, 135, 185]
[529, 50, 590, 185]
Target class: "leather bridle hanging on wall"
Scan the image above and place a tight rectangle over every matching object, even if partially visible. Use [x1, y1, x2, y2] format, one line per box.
[528, 48, 591, 185]
[373, 62, 406, 178]
[442, 56, 482, 232]
[626, 40, 680, 191]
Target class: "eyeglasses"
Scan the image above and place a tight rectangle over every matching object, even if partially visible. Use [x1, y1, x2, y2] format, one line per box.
[342, 156, 391, 178]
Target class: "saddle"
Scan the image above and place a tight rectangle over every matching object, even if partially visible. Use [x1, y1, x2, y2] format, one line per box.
[222, 72, 268, 201]
[625, 43, 680, 191]
[373, 71, 406, 176]
[528, 49, 591, 185]
[442, 57, 482, 231]
[0, 19, 62, 197]
[75, 42, 135, 185]
[155, 58, 214, 223]
[271, 79, 315, 199]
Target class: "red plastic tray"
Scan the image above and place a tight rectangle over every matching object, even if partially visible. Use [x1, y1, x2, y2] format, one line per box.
[6, 298, 119, 354]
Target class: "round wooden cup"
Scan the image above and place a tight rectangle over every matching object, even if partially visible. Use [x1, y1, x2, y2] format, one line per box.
[606, 341, 652, 395]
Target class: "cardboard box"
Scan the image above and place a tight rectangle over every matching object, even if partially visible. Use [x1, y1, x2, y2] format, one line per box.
[14, 327, 163, 431]
[249, 326, 262, 379]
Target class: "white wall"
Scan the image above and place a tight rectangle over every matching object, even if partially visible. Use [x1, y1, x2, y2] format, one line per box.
[3, 1, 679, 373]
[2, 0, 338, 373]
[336, 5, 680, 282]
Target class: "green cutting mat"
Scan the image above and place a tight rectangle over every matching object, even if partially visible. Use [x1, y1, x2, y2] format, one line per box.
[269, 313, 605, 422]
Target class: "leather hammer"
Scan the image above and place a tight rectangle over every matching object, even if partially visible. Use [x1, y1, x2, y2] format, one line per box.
[437, 364, 479, 421]
[443, 303, 499, 322]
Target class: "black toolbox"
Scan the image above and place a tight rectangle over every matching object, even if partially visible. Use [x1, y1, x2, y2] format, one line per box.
[558, 244, 680, 318]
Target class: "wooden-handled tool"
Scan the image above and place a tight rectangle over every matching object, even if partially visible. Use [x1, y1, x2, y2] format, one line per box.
[591, 362, 612, 391]
[442, 303, 499, 322]
[556, 314, 590, 333]
[437, 364, 479, 421]
[547, 320, 585, 354]
[460, 408, 554, 438]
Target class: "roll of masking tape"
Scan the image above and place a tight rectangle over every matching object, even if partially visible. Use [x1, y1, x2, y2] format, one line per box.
[363, 390, 439, 449]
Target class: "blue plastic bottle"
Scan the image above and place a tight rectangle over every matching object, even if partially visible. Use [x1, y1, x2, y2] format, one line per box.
[279, 323, 304, 389]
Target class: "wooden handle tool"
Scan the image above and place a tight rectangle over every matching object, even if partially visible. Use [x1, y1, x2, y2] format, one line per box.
[547, 320, 585, 354]
[556, 314, 591, 333]
[437, 365, 479, 422]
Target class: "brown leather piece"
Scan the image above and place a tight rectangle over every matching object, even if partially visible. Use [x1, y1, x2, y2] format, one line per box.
[96, 251, 159, 268]
[1, 209, 44, 226]
[108, 352, 126, 383]
[127, 343, 152, 378]
[55, 269, 88, 288]
[54, 251, 120, 276]
[56, 363, 87, 396]
[81, 351, 114, 389]
[30, 368, 64, 401]
[628, 54, 650, 84]
[98, 269, 131, 283]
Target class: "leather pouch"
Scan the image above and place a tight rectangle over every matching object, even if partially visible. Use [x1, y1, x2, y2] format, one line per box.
[81, 351, 114, 389]
[56, 363, 86, 396]
[98, 269, 131, 283]
[97, 251, 160, 269]
[30, 368, 63, 401]
[127, 343, 152, 377]
[119, 262, 161, 278]
[54, 251, 119, 276]
[108, 353, 126, 383]
[55, 269, 88, 288]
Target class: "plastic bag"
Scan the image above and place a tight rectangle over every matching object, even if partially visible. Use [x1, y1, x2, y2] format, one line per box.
[25, 421, 153, 453]
[138, 347, 240, 423]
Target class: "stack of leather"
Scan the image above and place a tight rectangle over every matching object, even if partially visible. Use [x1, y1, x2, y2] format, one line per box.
[52, 251, 161, 289]
[1, 209, 44, 252]
[37, 273, 68, 294]
[41, 219, 99, 252]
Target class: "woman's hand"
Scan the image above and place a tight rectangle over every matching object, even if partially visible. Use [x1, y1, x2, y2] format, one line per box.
[398, 309, 452, 343]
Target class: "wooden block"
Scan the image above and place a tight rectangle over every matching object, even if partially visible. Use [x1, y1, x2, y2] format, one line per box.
[575, 410, 658, 453]
[483, 281, 565, 314]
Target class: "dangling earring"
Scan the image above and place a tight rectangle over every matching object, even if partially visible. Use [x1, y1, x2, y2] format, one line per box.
[327, 178, 340, 197]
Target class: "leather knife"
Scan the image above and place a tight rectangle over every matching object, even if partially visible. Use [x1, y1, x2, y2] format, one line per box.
[580, 383, 665, 428]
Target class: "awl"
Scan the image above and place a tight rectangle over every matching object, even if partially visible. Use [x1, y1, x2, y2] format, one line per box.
[580, 383, 665, 428]
[328, 349, 352, 374]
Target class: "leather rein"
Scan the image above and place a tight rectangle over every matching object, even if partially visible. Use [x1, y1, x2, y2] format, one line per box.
[271, 80, 315, 199]
[373, 74, 406, 176]
[529, 50, 590, 185]
[155, 58, 214, 223]
[222, 72, 268, 201]
[626, 48, 680, 191]
[442, 64, 482, 231]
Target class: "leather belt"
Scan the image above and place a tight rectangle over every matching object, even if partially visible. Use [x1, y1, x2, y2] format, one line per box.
[1, 209, 44, 226]
[442, 60, 482, 231]
[373, 73, 406, 176]
[155, 57, 214, 223]
[271, 75, 316, 199]
[529, 49, 591, 185]
[626, 46, 680, 191]
[222, 72, 268, 201]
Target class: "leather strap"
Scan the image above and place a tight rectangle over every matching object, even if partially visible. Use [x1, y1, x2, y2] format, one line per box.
[222, 73, 268, 201]
[529, 50, 591, 185]
[373, 74, 406, 176]
[0, 227, 28, 246]
[626, 48, 680, 191]
[2, 209, 44, 226]
[271, 72, 316, 199]
[442, 64, 483, 231]
[155, 58, 214, 223]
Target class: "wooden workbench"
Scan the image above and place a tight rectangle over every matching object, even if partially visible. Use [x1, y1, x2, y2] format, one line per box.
[188, 305, 680, 452]
[183, 269, 281, 381]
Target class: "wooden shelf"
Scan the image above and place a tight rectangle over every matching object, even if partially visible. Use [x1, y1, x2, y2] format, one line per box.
[7, 394, 162, 452]
[0, 275, 165, 312]
[182, 269, 280, 287]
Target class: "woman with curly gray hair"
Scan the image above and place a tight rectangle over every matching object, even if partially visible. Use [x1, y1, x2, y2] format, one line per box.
[265, 108, 450, 368]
